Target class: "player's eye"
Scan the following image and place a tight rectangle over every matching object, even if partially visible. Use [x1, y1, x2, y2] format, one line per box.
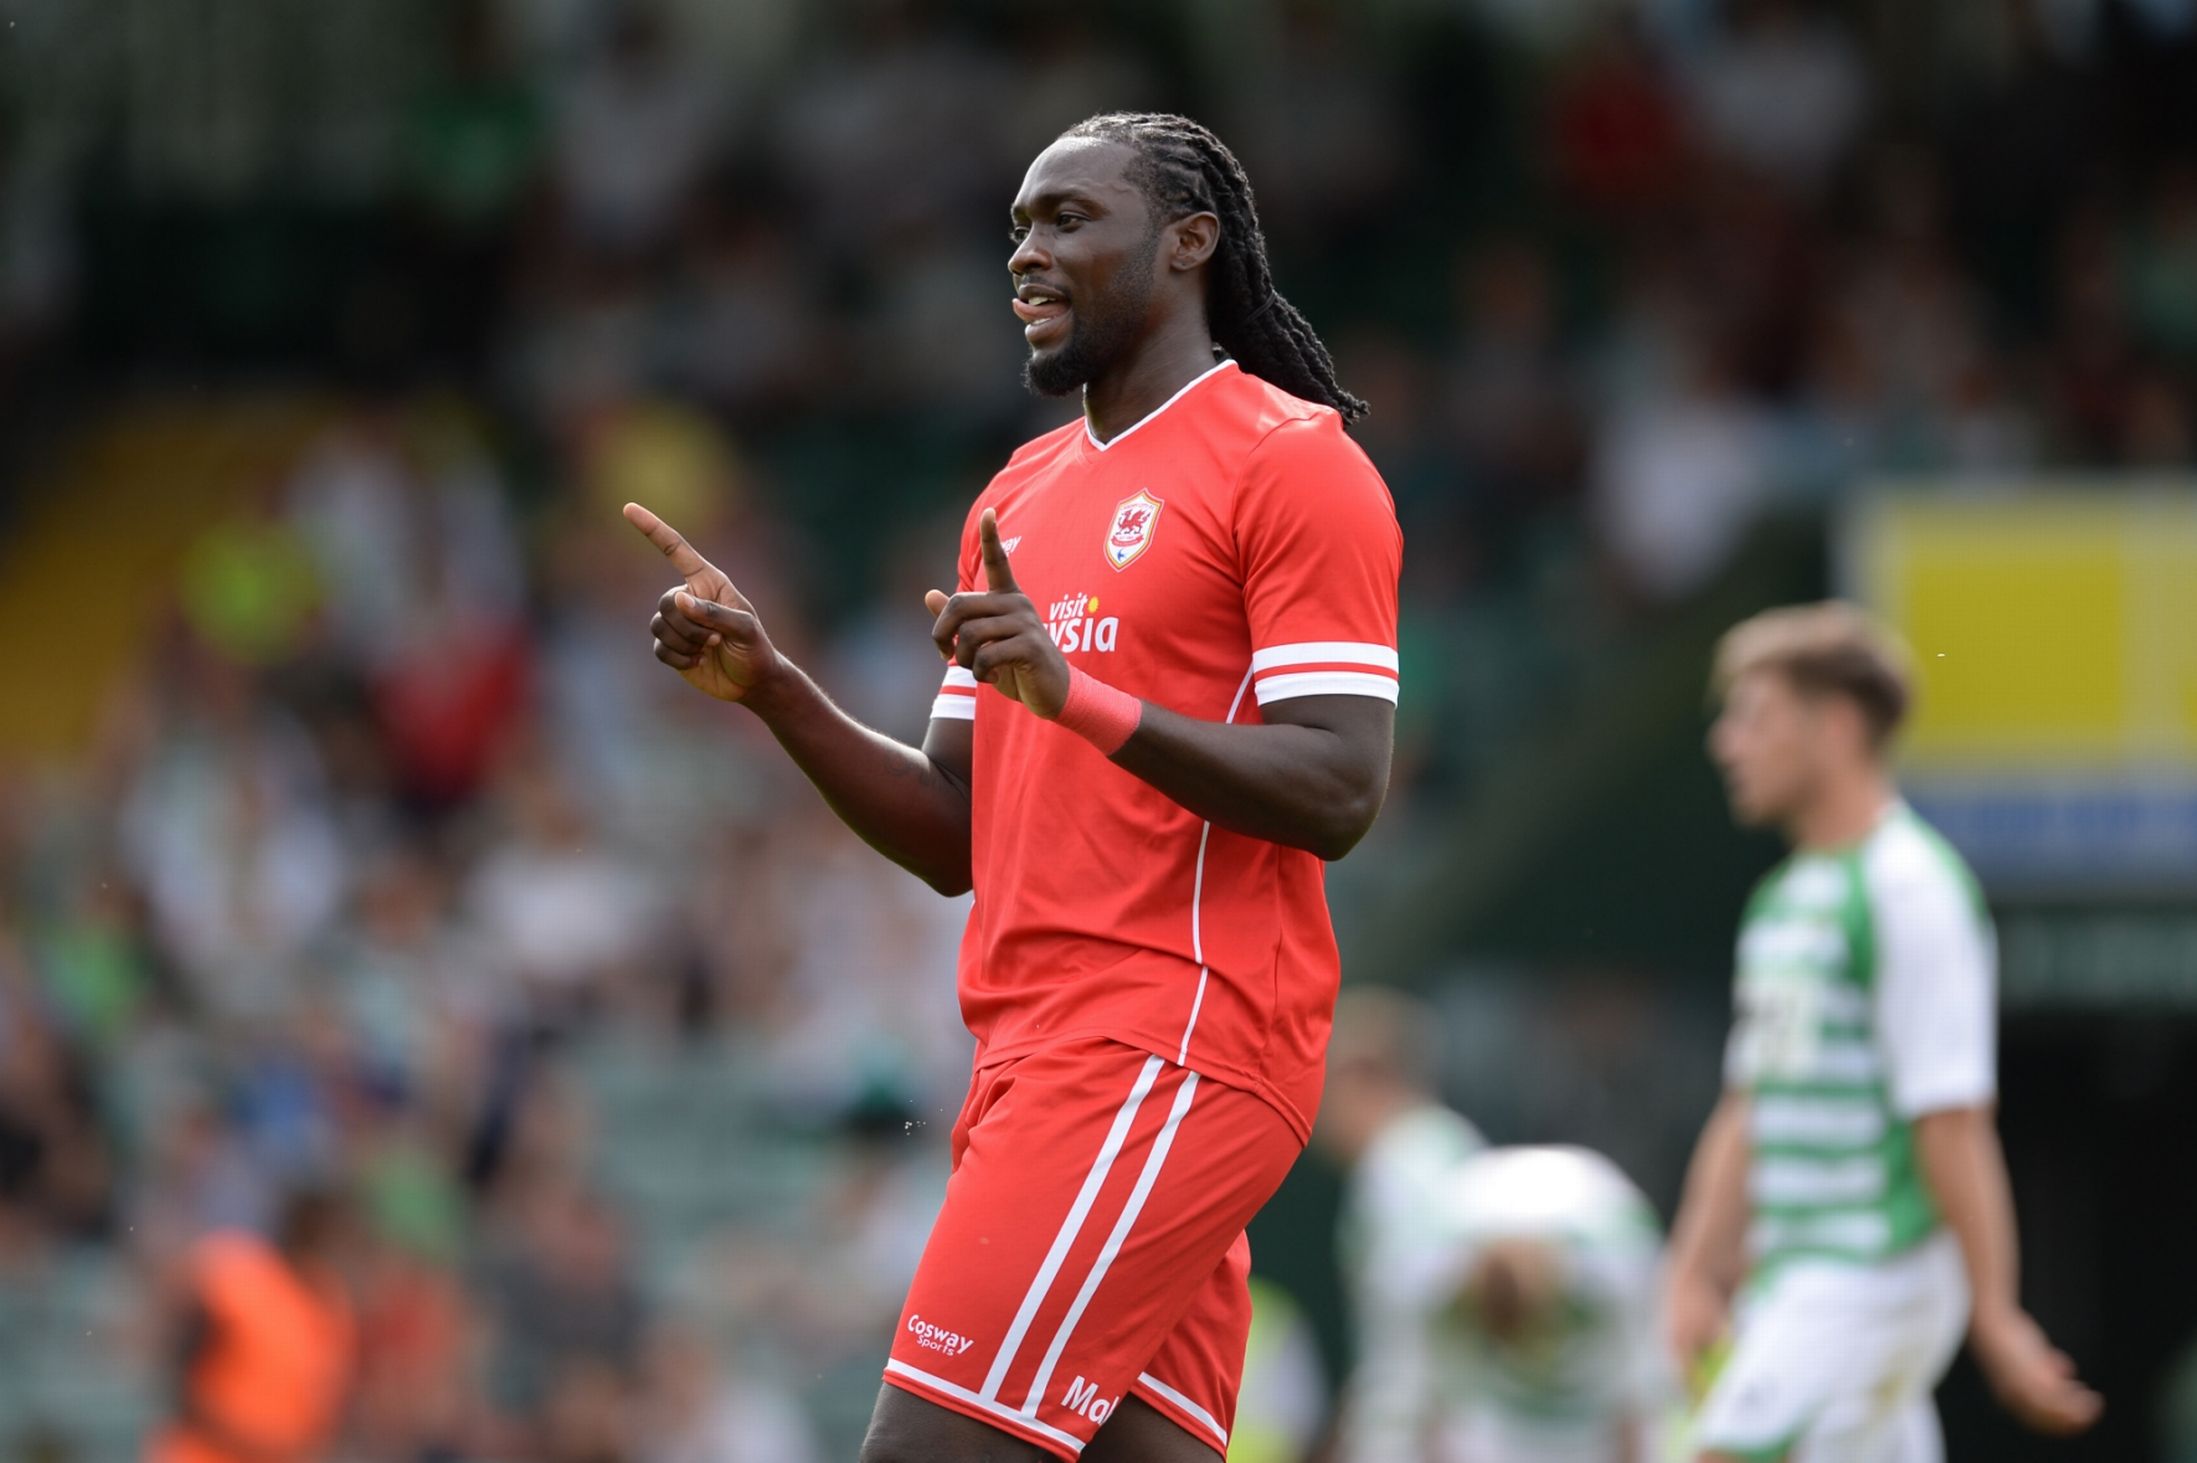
[1008, 224, 1030, 245]
[1056, 213, 1085, 231]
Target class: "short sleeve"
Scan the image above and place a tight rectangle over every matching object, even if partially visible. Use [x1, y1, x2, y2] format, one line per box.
[1233, 415, 1403, 708]
[929, 503, 984, 722]
[1868, 838, 1997, 1118]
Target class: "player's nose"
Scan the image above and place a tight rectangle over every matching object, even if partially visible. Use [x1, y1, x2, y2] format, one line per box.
[1009, 230, 1050, 278]
[1706, 717, 1736, 764]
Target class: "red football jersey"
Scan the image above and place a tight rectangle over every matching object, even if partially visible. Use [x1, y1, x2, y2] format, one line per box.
[929, 362, 1402, 1138]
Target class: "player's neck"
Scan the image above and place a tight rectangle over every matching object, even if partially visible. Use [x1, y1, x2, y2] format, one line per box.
[1082, 320, 1221, 444]
[1787, 768, 1899, 853]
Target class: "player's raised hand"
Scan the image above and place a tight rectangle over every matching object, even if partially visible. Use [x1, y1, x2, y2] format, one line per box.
[624, 501, 781, 704]
[922, 507, 1069, 718]
[977, 505, 1019, 595]
[1974, 1308, 2103, 1436]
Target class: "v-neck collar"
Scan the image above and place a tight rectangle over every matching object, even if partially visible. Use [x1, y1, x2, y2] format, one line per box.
[1082, 360, 1236, 452]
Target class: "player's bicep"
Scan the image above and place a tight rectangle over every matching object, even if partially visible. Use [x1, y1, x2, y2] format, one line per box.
[1259, 694, 1395, 784]
[922, 709, 973, 791]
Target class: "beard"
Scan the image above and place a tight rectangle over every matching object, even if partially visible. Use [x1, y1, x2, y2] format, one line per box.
[1022, 238, 1160, 398]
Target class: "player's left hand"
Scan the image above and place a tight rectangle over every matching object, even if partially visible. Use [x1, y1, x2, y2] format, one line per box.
[925, 507, 1069, 719]
[1973, 1306, 2103, 1436]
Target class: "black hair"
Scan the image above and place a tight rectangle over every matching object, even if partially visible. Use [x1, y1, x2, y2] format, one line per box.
[1060, 112, 1368, 425]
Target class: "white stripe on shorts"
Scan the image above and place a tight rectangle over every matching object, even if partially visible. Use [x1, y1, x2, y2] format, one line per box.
[886, 1359, 1086, 1454]
[1021, 1070, 1201, 1415]
[1136, 1371, 1230, 1449]
[981, 1054, 1166, 1400]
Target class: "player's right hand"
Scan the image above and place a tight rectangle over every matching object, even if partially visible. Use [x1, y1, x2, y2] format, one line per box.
[1662, 1267, 1729, 1384]
[624, 501, 782, 704]
[1973, 1306, 2103, 1436]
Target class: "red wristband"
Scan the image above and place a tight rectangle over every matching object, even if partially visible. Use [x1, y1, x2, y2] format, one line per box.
[1055, 667, 1141, 754]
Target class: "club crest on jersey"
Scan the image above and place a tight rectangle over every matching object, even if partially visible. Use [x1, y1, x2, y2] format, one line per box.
[1104, 489, 1164, 571]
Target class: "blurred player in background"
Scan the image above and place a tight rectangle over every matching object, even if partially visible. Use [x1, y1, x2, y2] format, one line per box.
[1667, 603, 2103, 1462]
[1428, 1145, 1666, 1463]
[630, 112, 1400, 1462]
[1319, 985, 1485, 1462]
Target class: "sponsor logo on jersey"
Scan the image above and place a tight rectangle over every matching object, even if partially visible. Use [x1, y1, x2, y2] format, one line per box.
[906, 1315, 978, 1356]
[1104, 489, 1164, 571]
[1046, 590, 1120, 654]
[1001, 535, 1022, 555]
[1060, 1375, 1118, 1423]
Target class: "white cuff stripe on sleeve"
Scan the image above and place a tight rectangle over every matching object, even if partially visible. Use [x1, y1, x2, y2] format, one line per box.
[942, 666, 981, 689]
[1255, 670, 1400, 705]
[930, 694, 977, 721]
[1250, 640, 1398, 673]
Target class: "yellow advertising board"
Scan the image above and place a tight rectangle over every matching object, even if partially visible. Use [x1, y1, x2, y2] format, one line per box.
[1843, 488, 2197, 892]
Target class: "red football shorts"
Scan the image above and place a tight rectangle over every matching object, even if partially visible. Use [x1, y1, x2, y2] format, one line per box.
[883, 1036, 1303, 1458]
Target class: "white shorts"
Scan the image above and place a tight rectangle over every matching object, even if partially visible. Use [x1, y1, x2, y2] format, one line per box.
[1694, 1231, 1968, 1463]
[1443, 1410, 1659, 1463]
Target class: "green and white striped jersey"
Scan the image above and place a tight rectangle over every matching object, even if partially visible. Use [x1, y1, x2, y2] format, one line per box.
[1429, 1146, 1666, 1429]
[1725, 803, 1997, 1276]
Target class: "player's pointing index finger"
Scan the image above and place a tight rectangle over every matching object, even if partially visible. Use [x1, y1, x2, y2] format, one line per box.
[979, 507, 1017, 593]
[623, 501, 711, 578]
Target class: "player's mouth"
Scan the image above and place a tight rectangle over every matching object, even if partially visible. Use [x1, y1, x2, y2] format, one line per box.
[1013, 284, 1071, 348]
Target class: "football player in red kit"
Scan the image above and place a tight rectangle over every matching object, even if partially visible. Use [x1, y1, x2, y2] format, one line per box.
[630, 113, 1400, 1462]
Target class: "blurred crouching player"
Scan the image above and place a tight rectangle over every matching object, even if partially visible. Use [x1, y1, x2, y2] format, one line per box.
[1429, 1146, 1667, 1463]
[1321, 990, 1671, 1462]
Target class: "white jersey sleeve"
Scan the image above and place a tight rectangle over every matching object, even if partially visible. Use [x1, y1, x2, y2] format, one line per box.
[1865, 821, 1998, 1119]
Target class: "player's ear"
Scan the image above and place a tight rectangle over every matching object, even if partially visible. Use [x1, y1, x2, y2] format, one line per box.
[1168, 211, 1219, 273]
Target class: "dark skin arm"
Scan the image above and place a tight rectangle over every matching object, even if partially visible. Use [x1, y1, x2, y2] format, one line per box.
[625, 503, 976, 895]
[631, 502, 1392, 874]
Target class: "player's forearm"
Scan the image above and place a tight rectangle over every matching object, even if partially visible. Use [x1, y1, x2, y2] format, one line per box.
[1668, 1094, 1751, 1289]
[744, 663, 974, 894]
[1914, 1105, 2021, 1332]
[1109, 702, 1387, 860]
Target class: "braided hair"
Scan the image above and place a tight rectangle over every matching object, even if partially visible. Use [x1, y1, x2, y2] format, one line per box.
[1060, 112, 1368, 425]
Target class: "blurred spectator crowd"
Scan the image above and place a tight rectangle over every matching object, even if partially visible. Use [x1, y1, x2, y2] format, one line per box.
[0, 0, 2194, 1458]
[0, 388, 974, 1457]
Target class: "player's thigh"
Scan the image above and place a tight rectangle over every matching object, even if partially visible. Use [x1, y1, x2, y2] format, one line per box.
[1120, 1231, 1250, 1457]
[860, 1385, 1055, 1463]
[1693, 1273, 1852, 1460]
[1699, 1248, 1964, 1463]
[1084, 1394, 1226, 1463]
[882, 1039, 1298, 1457]
[1796, 1246, 1965, 1463]
[1792, 1373, 1946, 1463]
[1891, 1396, 1945, 1463]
